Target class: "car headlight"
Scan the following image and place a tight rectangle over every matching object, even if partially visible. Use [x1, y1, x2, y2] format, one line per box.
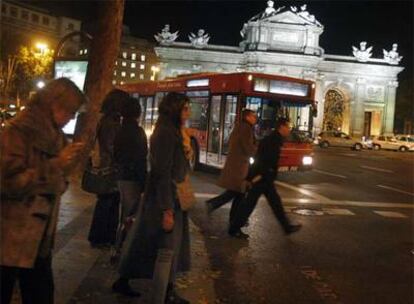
[249, 157, 255, 165]
[302, 156, 313, 166]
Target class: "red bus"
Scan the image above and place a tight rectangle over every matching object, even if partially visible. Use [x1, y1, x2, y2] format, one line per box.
[121, 72, 316, 171]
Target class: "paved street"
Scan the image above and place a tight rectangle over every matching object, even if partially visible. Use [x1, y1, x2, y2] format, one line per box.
[39, 147, 413, 304]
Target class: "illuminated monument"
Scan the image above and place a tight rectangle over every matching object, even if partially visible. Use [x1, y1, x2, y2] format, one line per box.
[154, 1, 404, 136]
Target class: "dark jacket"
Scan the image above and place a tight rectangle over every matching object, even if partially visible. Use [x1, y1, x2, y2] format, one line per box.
[114, 118, 148, 184]
[1, 105, 68, 268]
[217, 121, 257, 192]
[97, 113, 121, 169]
[118, 115, 190, 279]
[248, 131, 284, 181]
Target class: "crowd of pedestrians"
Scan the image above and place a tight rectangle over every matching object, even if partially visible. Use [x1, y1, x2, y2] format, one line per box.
[0, 78, 301, 304]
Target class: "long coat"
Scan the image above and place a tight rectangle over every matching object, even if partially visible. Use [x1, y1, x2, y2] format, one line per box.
[0, 105, 68, 268]
[217, 121, 257, 193]
[118, 116, 190, 279]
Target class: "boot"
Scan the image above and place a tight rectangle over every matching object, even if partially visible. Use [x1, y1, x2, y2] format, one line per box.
[165, 283, 190, 304]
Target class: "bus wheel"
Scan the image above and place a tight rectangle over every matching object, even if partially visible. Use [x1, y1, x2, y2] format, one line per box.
[354, 143, 362, 151]
[190, 139, 200, 171]
[373, 144, 381, 151]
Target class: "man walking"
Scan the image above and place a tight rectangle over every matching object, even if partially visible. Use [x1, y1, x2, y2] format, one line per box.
[206, 109, 257, 228]
[229, 118, 302, 238]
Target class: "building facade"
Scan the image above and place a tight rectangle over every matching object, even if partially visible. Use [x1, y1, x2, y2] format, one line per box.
[153, 1, 404, 136]
[1, 0, 82, 57]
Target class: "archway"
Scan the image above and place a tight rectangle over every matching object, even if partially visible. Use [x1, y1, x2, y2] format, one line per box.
[322, 89, 350, 133]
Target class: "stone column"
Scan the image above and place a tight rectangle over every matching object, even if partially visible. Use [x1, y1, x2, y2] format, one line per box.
[350, 77, 366, 137]
[383, 80, 398, 135]
[312, 74, 325, 136]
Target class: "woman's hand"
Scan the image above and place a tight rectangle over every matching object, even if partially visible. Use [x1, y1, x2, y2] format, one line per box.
[162, 209, 174, 232]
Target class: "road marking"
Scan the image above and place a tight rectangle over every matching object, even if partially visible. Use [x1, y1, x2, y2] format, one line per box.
[340, 153, 358, 157]
[314, 169, 347, 179]
[275, 181, 333, 203]
[376, 185, 414, 197]
[373, 211, 409, 218]
[323, 208, 355, 216]
[360, 165, 394, 173]
[194, 193, 414, 209]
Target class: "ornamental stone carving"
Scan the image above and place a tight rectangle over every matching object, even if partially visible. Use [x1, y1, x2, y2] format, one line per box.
[352, 42, 373, 62]
[154, 24, 179, 46]
[383, 43, 403, 65]
[189, 29, 210, 49]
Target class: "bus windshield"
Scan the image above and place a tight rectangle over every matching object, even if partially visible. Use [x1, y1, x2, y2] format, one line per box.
[246, 96, 313, 142]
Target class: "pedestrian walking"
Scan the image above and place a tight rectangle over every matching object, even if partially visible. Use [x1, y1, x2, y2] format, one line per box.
[205, 109, 258, 225]
[229, 118, 302, 238]
[88, 89, 129, 247]
[0, 78, 86, 304]
[111, 97, 148, 262]
[113, 92, 191, 304]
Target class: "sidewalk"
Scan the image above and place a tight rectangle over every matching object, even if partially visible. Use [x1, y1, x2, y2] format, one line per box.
[13, 183, 216, 304]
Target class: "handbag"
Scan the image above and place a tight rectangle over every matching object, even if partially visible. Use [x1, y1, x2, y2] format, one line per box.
[81, 123, 118, 195]
[81, 160, 118, 195]
[175, 174, 196, 211]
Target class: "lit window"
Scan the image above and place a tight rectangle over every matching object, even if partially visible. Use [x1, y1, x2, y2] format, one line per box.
[140, 64, 145, 70]
[140, 74, 144, 80]
[115, 61, 118, 66]
[122, 61, 127, 67]
[122, 52, 127, 59]
[130, 73, 136, 78]
[131, 53, 137, 60]
[21, 10, 29, 20]
[121, 71, 126, 77]
[114, 71, 117, 76]
[120, 81, 124, 85]
[112, 80, 116, 85]
[42, 17, 49, 26]
[141, 55, 146, 61]
[131, 63, 136, 68]
[84, 49, 88, 54]
[32, 13, 39, 23]
[10, 6, 17, 17]
[80, 50, 83, 55]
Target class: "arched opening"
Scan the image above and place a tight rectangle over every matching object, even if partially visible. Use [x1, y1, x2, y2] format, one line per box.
[322, 89, 350, 133]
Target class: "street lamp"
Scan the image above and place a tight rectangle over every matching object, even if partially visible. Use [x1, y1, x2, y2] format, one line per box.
[35, 42, 49, 55]
[36, 80, 45, 89]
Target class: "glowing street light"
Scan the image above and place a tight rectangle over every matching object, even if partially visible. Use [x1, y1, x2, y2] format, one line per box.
[35, 42, 49, 55]
[151, 65, 160, 81]
[37, 80, 45, 89]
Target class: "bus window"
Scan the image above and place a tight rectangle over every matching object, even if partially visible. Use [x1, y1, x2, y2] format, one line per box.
[207, 95, 221, 163]
[144, 96, 154, 131]
[138, 96, 146, 126]
[223, 95, 237, 154]
[153, 92, 165, 125]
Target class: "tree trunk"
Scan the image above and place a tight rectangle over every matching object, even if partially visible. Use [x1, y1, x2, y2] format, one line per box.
[73, 0, 125, 173]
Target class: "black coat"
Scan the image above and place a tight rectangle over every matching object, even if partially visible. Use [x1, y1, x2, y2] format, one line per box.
[248, 131, 284, 181]
[114, 118, 148, 184]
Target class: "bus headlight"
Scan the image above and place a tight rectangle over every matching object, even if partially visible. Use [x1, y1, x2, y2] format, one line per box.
[302, 156, 313, 166]
[249, 157, 255, 165]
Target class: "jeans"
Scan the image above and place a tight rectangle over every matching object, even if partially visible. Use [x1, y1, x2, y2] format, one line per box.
[114, 181, 141, 253]
[152, 209, 185, 304]
[231, 179, 290, 231]
[1, 257, 54, 304]
[207, 190, 244, 223]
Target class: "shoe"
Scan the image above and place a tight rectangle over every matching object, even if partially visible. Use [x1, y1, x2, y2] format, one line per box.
[285, 224, 302, 235]
[165, 284, 190, 304]
[228, 228, 249, 239]
[112, 278, 141, 297]
[242, 220, 250, 228]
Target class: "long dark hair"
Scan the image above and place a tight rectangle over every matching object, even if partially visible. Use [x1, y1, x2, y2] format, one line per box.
[101, 89, 130, 116]
[158, 92, 190, 130]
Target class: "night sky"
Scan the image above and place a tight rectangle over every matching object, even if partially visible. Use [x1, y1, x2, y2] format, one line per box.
[33, 0, 413, 81]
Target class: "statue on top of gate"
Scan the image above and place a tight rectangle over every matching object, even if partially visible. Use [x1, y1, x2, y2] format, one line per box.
[154, 24, 179, 46]
[189, 29, 210, 49]
[383, 43, 403, 65]
[352, 41, 373, 62]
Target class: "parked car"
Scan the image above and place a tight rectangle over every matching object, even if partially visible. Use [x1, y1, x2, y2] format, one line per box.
[316, 131, 366, 150]
[372, 135, 414, 152]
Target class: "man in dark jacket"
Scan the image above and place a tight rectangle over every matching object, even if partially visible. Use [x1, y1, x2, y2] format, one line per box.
[205, 109, 257, 225]
[229, 118, 302, 238]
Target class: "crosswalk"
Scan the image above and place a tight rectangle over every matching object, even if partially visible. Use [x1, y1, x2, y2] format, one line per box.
[194, 193, 412, 219]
